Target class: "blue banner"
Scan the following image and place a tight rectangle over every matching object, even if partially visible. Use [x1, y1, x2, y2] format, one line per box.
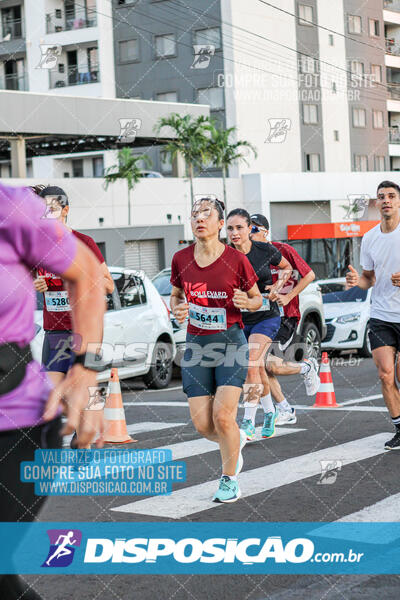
[1, 522, 400, 574]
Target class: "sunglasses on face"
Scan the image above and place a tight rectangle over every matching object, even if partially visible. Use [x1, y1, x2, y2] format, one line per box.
[251, 225, 267, 234]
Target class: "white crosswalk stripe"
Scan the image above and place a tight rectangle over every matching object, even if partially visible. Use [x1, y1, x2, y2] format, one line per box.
[112, 433, 388, 519]
[62, 422, 185, 447]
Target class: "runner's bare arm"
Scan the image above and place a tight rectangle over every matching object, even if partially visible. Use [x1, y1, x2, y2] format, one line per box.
[275, 269, 315, 306]
[170, 285, 189, 323]
[233, 283, 262, 311]
[346, 265, 375, 289]
[101, 262, 115, 294]
[43, 240, 105, 448]
[268, 257, 293, 299]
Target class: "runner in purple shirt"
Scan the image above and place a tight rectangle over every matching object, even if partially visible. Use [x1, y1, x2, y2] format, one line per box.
[0, 182, 105, 599]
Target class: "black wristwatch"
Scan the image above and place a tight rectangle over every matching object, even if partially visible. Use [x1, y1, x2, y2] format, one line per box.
[73, 352, 109, 373]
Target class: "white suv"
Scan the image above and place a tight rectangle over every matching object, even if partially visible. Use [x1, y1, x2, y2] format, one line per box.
[152, 268, 327, 362]
[32, 268, 176, 388]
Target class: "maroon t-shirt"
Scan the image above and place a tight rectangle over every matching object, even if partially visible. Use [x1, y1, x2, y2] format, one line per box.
[37, 230, 104, 331]
[270, 241, 312, 321]
[170, 244, 258, 335]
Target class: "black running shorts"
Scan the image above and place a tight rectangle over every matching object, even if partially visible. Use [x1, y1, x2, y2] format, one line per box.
[369, 318, 400, 351]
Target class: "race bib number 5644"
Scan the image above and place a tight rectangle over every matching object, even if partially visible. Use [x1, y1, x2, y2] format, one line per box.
[188, 303, 227, 330]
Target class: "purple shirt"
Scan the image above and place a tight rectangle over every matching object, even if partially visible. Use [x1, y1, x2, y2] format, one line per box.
[0, 183, 77, 431]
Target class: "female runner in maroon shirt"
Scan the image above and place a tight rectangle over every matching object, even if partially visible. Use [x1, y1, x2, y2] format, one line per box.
[170, 197, 262, 504]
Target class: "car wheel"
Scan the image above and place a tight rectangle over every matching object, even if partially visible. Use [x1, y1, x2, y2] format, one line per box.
[300, 320, 322, 361]
[359, 322, 372, 358]
[143, 340, 173, 389]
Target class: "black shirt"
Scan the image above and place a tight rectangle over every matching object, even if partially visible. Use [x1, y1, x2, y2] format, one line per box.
[241, 241, 282, 325]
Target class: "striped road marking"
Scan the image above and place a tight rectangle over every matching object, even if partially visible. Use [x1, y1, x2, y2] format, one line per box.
[63, 422, 185, 447]
[112, 433, 388, 519]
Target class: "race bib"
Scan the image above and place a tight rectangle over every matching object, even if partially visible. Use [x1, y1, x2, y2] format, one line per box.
[44, 291, 71, 312]
[241, 293, 270, 313]
[188, 303, 227, 330]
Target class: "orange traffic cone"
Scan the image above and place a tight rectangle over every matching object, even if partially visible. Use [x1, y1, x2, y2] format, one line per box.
[102, 368, 136, 443]
[313, 352, 338, 408]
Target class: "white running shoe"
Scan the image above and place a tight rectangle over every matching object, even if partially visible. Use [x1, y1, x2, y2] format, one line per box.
[302, 357, 320, 396]
[235, 428, 247, 475]
[276, 408, 297, 425]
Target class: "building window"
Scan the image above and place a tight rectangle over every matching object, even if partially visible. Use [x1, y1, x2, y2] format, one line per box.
[372, 109, 384, 129]
[349, 60, 364, 84]
[305, 153, 320, 172]
[156, 91, 178, 102]
[193, 27, 221, 49]
[119, 39, 139, 62]
[155, 33, 176, 57]
[332, 81, 337, 93]
[160, 150, 173, 174]
[300, 55, 317, 73]
[348, 15, 362, 34]
[375, 156, 385, 171]
[334, 130, 339, 141]
[92, 156, 104, 177]
[303, 104, 318, 124]
[370, 64, 382, 83]
[354, 155, 368, 171]
[298, 4, 313, 26]
[329, 34, 334, 46]
[353, 107, 366, 128]
[72, 158, 83, 177]
[197, 87, 224, 110]
[368, 18, 379, 37]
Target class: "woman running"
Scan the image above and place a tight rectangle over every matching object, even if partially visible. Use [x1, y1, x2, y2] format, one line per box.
[170, 197, 262, 503]
[226, 209, 292, 441]
[0, 182, 105, 599]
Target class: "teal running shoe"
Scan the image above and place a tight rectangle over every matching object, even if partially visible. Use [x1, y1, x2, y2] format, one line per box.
[261, 409, 278, 438]
[212, 476, 241, 503]
[235, 428, 247, 475]
[240, 418, 256, 442]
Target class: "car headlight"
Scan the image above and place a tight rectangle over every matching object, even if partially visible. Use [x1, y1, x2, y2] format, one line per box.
[336, 312, 361, 324]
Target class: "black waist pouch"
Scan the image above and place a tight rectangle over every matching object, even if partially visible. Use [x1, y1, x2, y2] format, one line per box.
[0, 343, 33, 396]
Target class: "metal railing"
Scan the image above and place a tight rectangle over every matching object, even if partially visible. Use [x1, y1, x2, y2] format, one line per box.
[1, 18, 24, 40]
[384, 0, 400, 12]
[49, 63, 100, 89]
[388, 82, 400, 99]
[46, 11, 97, 34]
[386, 38, 400, 55]
[389, 127, 400, 143]
[0, 73, 28, 91]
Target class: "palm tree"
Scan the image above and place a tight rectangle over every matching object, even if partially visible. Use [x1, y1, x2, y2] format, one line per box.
[104, 147, 151, 226]
[155, 113, 210, 207]
[206, 124, 257, 218]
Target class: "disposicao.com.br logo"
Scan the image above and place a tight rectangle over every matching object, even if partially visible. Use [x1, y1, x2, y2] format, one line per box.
[42, 529, 82, 567]
[82, 536, 362, 565]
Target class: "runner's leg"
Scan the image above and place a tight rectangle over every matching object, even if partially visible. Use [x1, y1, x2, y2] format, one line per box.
[188, 395, 219, 442]
[212, 385, 242, 476]
[373, 346, 400, 416]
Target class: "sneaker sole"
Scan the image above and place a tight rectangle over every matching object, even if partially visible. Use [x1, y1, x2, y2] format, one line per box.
[213, 488, 242, 503]
[261, 431, 276, 439]
[384, 445, 400, 450]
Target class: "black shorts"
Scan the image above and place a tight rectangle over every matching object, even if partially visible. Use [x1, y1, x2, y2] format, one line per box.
[369, 318, 400, 351]
[273, 317, 298, 351]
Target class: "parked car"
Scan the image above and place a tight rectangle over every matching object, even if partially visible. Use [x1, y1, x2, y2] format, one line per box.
[318, 277, 372, 358]
[32, 268, 176, 388]
[138, 171, 164, 178]
[152, 267, 327, 361]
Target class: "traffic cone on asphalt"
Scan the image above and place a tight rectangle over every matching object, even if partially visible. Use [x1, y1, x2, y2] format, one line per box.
[313, 352, 338, 408]
[102, 368, 137, 443]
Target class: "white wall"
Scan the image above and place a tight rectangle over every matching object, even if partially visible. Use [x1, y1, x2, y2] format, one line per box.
[317, 0, 352, 171]
[221, 0, 302, 175]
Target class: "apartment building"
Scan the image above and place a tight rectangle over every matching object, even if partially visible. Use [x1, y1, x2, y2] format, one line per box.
[0, 0, 115, 177]
[111, 0, 390, 176]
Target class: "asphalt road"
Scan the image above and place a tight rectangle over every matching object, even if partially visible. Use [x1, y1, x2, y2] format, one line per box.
[24, 356, 400, 600]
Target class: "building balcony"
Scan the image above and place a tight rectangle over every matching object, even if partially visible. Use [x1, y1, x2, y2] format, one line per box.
[1, 17, 24, 41]
[384, 0, 400, 12]
[386, 38, 400, 54]
[46, 11, 97, 34]
[389, 127, 400, 142]
[49, 63, 100, 89]
[0, 72, 27, 91]
[388, 82, 400, 98]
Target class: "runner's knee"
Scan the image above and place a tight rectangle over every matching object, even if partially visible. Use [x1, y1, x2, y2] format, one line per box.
[213, 410, 234, 433]
[378, 366, 395, 387]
